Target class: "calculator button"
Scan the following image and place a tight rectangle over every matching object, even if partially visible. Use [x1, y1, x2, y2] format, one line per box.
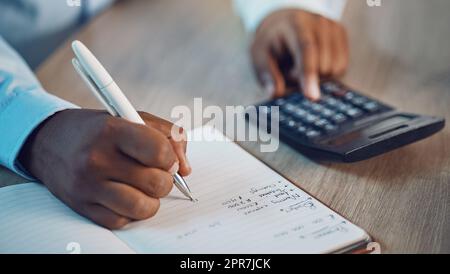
[306, 130, 321, 139]
[284, 103, 296, 113]
[301, 100, 314, 109]
[297, 125, 307, 135]
[286, 119, 297, 128]
[293, 109, 307, 119]
[314, 119, 329, 128]
[323, 97, 338, 107]
[305, 114, 319, 124]
[336, 102, 352, 113]
[311, 103, 324, 113]
[363, 102, 380, 112]
[324, 124, 338, 133]
[346, 108, 363, 118]
[332, 113, 347, 124]
[344, 92, 356, 101]
[351, 96, 368, 107]
[320, 108, 336, 118]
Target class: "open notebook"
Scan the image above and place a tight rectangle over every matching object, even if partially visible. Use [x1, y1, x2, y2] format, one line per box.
[0, 127, 371, 254]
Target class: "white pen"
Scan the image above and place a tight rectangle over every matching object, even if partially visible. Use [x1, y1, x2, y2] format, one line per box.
[71, 40, 195, 202]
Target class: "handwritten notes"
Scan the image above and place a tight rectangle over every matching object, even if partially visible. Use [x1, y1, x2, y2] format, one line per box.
[114, 127, 368, 254]
[0, 127, 368, 253]
[222, 181, 314, 216]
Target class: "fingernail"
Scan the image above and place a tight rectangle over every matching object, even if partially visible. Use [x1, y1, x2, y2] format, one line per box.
[304, 78, 321, 101]
[309, 82, 321, 101]
[169, 162, 179, 175]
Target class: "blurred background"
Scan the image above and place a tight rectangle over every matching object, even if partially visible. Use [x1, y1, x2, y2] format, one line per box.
[1, 0, 450, 76]
[0, 0, 112, 69]
[345, 0, 450, 83]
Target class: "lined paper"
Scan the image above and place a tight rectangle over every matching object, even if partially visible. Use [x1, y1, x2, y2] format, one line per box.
[114, 127, 369, 254]
[0, 183, 134, 254]
[0, 127, 368, 253]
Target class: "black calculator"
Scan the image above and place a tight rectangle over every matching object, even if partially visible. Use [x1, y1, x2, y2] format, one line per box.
[249, 81, 445, 162]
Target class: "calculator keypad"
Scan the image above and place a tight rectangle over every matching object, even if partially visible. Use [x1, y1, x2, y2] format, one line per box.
[258, 81, 389, 141]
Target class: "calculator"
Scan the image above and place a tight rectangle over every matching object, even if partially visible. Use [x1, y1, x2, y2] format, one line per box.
[249, 81, 445, 162]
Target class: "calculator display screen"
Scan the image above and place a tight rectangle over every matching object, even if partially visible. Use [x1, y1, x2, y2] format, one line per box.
[327, 115, 412, 146]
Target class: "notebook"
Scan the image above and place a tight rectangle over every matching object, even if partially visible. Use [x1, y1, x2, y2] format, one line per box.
[0, 127, 372, 254]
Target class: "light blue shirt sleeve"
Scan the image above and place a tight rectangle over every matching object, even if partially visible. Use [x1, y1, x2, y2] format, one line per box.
[0, 36, 79, 178]
[233, 0, 348, 32]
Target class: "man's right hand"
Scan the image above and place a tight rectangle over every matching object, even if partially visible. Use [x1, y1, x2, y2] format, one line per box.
[18, 109, 191, 229]
[251, 9, 349, 100]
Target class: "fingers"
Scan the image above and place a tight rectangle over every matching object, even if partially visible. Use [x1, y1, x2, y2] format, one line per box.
[252, 42, 286, 97]
[95, 181, 161, 220]
[251, 11, 349, 101]
[317, 17, 333, 76]
[127, 168, 174, 198]
[168, 133, 191, 176]
[80, 204, 131, 230]
[316, 18, 349, 78]
[289, 17, 349, 101]
[103, 157, 174, 198]
[139, 112, 191, 176]
[331, 23, 349, 76]
[113, 119, 178, 172]
[286, 24, 321, 101]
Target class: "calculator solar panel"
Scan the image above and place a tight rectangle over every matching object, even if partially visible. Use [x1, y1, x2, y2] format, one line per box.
[250, 81, 445, 162]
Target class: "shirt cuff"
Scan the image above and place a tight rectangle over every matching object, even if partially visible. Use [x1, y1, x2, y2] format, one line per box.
[234, 0, 347, 32]
[0, 87, 79, 179]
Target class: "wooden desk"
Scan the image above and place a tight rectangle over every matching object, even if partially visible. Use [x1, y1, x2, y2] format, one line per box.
[1, 0, 449, 253]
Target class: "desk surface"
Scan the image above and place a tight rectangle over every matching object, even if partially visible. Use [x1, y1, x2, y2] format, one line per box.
[1, 0, 449, 253]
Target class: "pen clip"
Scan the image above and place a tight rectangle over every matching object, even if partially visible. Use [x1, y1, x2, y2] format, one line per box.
[72, 58, 119, 117]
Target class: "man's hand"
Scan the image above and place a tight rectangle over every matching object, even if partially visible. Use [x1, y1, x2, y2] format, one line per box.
[251, 9, 349, 100]
[19, 109, 191, 229]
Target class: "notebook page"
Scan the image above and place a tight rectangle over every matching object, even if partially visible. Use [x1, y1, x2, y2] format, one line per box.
[0, 183, 134, 254]
[114, 127, 369, 253]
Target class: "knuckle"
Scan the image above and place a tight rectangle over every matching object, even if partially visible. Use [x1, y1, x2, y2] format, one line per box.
[130, 197, 150, 219]
[76, 150, 103, 175]
[152, 173, 173, 198]
[154, 141, 174, 167]
[133, 197, 160, 220]
[85, 150, 103, 171]
[105, 217, 129, 230]
[148, 199, 161, 219]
